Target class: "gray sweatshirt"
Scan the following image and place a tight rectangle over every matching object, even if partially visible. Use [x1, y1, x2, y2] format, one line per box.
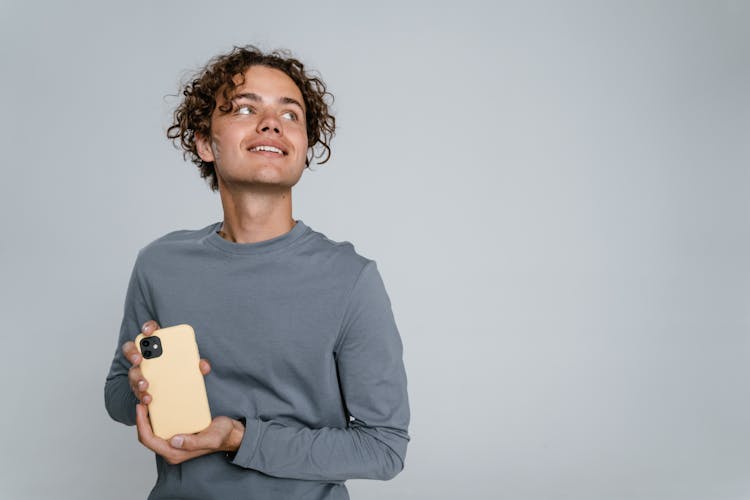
[104, 219, 410, 500]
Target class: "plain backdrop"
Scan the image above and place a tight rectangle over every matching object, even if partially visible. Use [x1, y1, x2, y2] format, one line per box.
[1, 1, 749, 499]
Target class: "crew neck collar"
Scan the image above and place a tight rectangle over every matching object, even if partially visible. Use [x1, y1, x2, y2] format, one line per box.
[205, 219, 310, 255]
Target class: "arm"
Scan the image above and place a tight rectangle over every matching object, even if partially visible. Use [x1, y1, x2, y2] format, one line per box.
[229, 261, 411, 481]
[104, 251, 154, 426]
[105, 255, 220, 464]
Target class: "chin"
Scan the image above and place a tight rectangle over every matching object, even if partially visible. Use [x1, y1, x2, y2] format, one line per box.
[219, 175, 298, 190]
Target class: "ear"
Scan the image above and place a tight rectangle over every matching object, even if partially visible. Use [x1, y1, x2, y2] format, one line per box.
[195, 132, 215, 162]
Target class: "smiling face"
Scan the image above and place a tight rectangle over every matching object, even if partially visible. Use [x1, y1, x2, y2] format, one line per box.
[196, 65, 309, 190]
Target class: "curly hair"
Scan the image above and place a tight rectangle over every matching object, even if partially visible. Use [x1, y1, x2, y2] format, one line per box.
[166, 45, 336, 192]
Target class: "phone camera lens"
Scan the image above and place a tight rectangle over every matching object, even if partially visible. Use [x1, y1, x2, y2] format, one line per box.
[143, 350, 152, 358]
[142, 340, 150, 347]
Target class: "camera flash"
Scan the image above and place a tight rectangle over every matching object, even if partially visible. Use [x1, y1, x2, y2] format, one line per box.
[153, 344, 159, 349]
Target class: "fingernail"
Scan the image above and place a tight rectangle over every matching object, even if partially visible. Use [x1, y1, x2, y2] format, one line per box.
[130, 355, 139, 364]
[142, 322, 150, 331]
[170, 436, 184, 448]
[138, 380, 146, 390]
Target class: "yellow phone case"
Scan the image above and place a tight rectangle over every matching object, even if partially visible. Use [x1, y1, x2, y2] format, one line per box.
[135, 324, 212, 439]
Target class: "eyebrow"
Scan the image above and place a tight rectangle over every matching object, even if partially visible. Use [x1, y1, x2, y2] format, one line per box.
[232, 92, 305, 112]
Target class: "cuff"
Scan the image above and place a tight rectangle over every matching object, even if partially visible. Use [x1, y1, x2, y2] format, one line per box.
[229, 417, 264, 469]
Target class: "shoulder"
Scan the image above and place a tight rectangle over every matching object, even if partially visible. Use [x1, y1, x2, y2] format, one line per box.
[133, 222, 218, 269]
[303, 222, 375, 277]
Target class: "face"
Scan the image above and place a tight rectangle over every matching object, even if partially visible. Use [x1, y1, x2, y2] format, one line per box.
[196, 65, 308, 190]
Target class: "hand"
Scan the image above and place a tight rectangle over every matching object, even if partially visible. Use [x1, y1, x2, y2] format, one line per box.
[135, 404, 245, 465]
[121, 320, 211, 405]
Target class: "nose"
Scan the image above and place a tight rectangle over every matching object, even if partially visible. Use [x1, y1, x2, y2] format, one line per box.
[257, 110, 282, 135]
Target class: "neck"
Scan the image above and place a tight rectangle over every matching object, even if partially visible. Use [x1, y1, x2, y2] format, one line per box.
[216, 180, 295, 244]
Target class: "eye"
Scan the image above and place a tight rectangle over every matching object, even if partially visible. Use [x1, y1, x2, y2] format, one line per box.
[281, 110, 298, 121]
[235, 105, 254, 115]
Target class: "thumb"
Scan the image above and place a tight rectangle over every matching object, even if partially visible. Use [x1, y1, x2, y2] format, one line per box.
[169, 433, 210, 451]
[169, 435, 186, 449]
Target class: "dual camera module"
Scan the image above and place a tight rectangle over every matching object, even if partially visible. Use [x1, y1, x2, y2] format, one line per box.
[140, 336, 163, 359]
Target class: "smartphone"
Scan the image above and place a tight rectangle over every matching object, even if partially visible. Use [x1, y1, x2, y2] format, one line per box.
[135, 324, 212, 440]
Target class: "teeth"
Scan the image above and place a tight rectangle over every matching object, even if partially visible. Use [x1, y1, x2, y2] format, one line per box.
[250, 145, 284, 154]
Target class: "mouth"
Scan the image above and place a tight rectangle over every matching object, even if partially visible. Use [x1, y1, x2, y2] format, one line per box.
[247, 144, 287, 156]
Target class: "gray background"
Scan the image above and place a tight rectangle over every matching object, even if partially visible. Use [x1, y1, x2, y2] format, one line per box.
[1, 1, 748, 499]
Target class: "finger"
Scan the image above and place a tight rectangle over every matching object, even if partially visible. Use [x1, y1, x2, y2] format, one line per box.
[199, 359, 211, 376]
[135, 403, 154, 444]
[169, 418, 232, 451]
[122, 341, 141, 366]
[128, 366, 151, 402]
[128, 365, 144, 389]
[141, 320, 161, 336]
[169, 431, 219, 452]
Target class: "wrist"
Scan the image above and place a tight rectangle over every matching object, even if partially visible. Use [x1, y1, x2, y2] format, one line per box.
[225, 418, 245, 453]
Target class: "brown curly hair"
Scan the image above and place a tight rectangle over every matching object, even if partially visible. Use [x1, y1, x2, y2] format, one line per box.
[166, 45, 336, 192]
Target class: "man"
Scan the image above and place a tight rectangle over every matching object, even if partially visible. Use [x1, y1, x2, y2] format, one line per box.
[104, 45, 410, 500]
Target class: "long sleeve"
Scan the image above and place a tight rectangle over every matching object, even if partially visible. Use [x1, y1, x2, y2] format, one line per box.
[230, 261, 411, 481]
[104, 251, 155, 426]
